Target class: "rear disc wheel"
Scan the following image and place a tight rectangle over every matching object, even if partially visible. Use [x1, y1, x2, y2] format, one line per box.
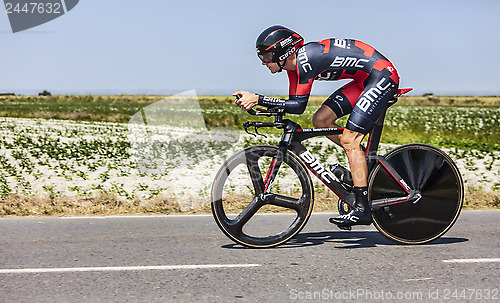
[368, 144, 463, 244]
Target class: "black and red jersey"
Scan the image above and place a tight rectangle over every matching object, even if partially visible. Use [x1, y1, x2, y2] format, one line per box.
[258, 38, 399, 116]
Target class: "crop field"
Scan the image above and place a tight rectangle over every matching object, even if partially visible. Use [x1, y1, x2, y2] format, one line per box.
[0, 95, 498, 215]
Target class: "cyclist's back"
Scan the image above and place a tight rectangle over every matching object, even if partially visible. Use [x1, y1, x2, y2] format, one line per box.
[289, 38, 399, 134]
[293, 38, 395, 87]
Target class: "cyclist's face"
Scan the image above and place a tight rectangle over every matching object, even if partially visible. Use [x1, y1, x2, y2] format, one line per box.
[258, 52, 280, 73]
[262, 61, 281, 74]
[258, 52, 273, 64]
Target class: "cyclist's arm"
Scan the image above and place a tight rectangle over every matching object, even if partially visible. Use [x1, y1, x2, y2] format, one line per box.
[256, 66, 313, 114]
[257, 94, 309, 114]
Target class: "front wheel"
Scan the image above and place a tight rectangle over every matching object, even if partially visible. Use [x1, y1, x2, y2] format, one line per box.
[368, 144, 464, 244]
[211, 145, 314, 248]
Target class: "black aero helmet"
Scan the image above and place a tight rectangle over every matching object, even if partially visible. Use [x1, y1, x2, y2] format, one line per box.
[256, 25, 304, 64]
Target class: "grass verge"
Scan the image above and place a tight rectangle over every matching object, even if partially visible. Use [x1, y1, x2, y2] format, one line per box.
[0, 192, 181, 217]
[1, 189, 497, 217]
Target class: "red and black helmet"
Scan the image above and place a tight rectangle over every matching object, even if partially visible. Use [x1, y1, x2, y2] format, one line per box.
[256, 25, 304, 64]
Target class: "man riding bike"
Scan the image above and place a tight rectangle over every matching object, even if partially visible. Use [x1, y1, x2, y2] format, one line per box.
[234, 25, 400, 227]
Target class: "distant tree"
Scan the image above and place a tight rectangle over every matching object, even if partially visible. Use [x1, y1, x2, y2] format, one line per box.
[39, 90, 52, 96]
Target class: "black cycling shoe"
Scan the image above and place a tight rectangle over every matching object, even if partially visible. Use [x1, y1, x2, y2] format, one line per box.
[330, 186, 372, 227]
[329, 209, 373, 227]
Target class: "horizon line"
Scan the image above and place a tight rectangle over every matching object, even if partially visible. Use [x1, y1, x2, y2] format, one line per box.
[2, 88, 500, 97]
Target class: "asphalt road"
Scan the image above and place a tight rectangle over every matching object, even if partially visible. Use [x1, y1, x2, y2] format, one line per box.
[0, 210, 499, 302]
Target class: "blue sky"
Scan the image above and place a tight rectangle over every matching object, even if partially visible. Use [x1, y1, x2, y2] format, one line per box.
[1, 0, 499, 95]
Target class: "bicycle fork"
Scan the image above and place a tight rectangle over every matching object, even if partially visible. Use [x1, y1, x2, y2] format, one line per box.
[260, 128, 295, 201]
[261, 147, 286, 197]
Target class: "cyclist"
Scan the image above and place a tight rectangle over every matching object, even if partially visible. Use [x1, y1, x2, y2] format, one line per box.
[234, 25, 400, 227]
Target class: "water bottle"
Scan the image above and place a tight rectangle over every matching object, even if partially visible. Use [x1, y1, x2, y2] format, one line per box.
[329, 163, 353, 191]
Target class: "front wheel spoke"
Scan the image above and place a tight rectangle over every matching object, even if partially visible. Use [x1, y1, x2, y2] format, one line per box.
[229, 197, 262, 230]
[267, 194, 307, 213]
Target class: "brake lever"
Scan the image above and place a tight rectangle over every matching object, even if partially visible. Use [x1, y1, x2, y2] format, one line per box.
[254, 126, 267, 138]
[244, 124, 257, 137]
[243, 122, 267, 137]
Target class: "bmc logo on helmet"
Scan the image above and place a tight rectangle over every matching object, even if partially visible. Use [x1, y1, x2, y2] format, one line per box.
[357, 78, 391, 112]
[280, 36, 293, 48]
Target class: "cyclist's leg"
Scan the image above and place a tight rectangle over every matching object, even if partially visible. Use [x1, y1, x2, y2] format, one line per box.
[344, 64, 399, 186]
[312, 80, 362, 146]
[332, 65, 399, 227]
[341, 129, 367, 186]
[331, 128, 373, 227]
[345, 72, 399, 135]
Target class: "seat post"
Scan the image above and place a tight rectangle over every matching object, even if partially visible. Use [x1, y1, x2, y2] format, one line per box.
[365, 108, 388, 170]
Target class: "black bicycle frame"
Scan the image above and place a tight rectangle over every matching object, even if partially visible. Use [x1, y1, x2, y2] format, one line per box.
[257, 109, 421, 210]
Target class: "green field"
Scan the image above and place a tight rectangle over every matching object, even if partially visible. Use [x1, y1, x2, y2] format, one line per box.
[0, 94, 498, 215]
[1, 94, 499, 152]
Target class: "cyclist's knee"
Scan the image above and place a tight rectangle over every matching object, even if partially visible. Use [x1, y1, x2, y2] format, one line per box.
[340, 130, 364, 152]
[312, 106, 337, 128]
[312, 115, 328, 128]
[340, 136, 353, 151]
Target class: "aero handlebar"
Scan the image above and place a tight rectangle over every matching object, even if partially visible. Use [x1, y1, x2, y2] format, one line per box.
[234, 94, 284, 117]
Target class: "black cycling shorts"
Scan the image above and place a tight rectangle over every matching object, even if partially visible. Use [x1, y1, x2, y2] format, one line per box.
[323, 65, 399, 134]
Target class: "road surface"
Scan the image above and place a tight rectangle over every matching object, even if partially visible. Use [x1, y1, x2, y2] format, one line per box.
[0, 210, 499, 302]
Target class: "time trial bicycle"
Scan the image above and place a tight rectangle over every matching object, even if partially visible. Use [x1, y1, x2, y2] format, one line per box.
[211, 89, 463, 248]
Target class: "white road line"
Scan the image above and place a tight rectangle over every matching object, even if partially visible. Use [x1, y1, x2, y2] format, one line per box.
[59, 213, 314, 219]
[0, 212, 346, 220]
[0, 264, 261, 274]
[403, 277, 433, 282]
[443, 258, 500, 263]
[61, 215, 172, 219]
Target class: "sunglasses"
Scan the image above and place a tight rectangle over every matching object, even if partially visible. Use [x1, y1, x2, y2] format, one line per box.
[258, 52, 274, 64]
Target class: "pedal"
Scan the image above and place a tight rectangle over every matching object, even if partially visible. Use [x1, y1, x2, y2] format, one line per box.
[337, 225, 352, 231]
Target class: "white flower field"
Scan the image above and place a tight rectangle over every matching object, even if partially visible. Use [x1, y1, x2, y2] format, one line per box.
[0, 114, 498, 214]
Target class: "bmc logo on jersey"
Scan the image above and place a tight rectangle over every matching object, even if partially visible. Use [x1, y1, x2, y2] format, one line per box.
[333, 38, 347, 48]
[330, 56, 369, 69]
[357, 78, 391, 112]
[262, 96, 281, 103]
[297, 47, 313, 73]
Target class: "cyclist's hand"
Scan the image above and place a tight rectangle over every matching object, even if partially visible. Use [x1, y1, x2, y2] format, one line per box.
[233, 91, 258, 111]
